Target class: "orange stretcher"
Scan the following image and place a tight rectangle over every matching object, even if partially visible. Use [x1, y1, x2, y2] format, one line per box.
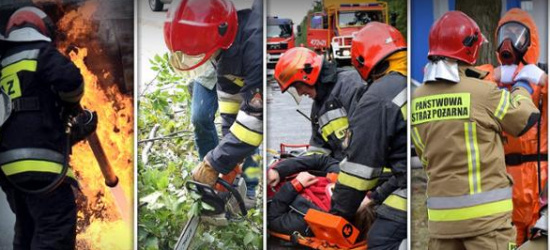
[269, 209, 367, 250]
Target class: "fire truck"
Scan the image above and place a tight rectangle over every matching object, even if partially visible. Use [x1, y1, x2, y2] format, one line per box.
[267, 16, 295, 71]
[306, 0, 389, 65]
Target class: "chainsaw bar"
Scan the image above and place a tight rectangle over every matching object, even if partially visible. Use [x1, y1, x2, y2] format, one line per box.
[174, 214, 200, 250]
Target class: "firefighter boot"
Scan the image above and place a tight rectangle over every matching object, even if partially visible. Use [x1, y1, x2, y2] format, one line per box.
[192, 159, 219, 187]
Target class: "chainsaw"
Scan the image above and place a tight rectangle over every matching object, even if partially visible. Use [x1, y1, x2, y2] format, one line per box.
[174, 170, 248, 250]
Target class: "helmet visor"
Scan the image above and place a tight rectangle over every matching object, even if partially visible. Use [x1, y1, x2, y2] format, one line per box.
[497, 22, 530, 53]
[169, 51, 209, 71]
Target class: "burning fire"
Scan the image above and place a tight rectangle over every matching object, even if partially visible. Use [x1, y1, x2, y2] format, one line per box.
[50, 1, 134, 249]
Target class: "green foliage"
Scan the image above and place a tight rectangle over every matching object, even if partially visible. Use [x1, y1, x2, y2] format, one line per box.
[385, 0, 407, 38]
[138, 54, 263, 249]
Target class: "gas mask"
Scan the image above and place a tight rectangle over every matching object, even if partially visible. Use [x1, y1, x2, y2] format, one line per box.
[497, 22, 530, 65]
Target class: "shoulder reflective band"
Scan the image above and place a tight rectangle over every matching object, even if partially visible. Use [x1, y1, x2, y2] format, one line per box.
[1, 60, 37, 99]
[59, 83, 84, 103]
[392, 88, 407, 107]
[383, 194, 407, 212]
[1, 160, 76, 180]
[1, 49, 40, 67]
[392, 88, 407, 120]
[320, 117, 349, 141]
[428, 199, 512, 222]
[318, 108, 347, 128]
[337, 171, 378, 191]
[411, 93, 471, 125]
[427, 187, 511, 209]
[217, 91, 242, 114]
[230, 122, 263, 147]
[494, 89, 510, 120]
[235, 110, 262, 133]
[224, 75, 245, 87]
[464, 122, 481, 194]
[382, 167, 392, 173]
[339, 158, 381, 180]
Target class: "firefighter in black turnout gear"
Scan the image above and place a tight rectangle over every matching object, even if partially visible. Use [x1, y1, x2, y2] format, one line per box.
[0, 6, 96, 249]
[329, 22, 408, 249]
[274, 47, 363, 161]
[164, 0, 263, 188]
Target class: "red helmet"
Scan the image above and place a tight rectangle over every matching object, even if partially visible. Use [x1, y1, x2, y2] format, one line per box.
[274, 47, 323, 93]
[351, 22, 406, 80]
[428, 11, 486, 65]
[164, 0, 238, 71]
[3, 6, 54, 42]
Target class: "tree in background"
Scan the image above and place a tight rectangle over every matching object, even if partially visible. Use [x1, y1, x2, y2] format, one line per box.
[456, 0, 501, 65]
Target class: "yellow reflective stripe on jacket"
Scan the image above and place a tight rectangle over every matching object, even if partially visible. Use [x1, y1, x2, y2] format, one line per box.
[411, 93, 471, 125]
[428, 199, 512, 222]
[411, 127, 425, 151]
[1, 59, 37, 76]
[224, 75, 245, 87]
[382, 167, 392, 173]
[337, 171, 378, 191]
[494, 90, 510, 120]
[400, 105, 407, 120]
[1, 60, 37, 99]
[383, 194, 407, 211]
[464, 122, 481, 194]
[230, 122, 263, 146]
[321, 117, 348, 141]
[1, 160, 76, 180]
[219, 101, 240, 114]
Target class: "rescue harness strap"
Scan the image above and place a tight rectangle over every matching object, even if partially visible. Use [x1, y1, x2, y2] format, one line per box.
[505, 153, 548, 166]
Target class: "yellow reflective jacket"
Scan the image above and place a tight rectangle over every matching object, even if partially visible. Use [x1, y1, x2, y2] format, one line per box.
[411, 66, 540, 238]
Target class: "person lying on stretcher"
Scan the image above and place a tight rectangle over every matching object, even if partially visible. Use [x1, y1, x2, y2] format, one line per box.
[267, 154, 375, 241]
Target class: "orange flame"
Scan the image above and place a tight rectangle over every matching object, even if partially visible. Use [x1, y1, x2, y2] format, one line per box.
[54, 1, 133, 249]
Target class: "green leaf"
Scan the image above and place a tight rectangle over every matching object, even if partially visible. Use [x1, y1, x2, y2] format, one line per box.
[243, 231, 255, 246]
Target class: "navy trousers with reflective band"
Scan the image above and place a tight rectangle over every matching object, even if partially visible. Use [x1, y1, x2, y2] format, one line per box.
[0, 181, 77, 250]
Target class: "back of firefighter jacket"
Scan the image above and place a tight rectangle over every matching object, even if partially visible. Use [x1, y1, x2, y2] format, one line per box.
[0, 41, 84, 184]
[411, 66, 540, 238]
[330, 72, 408, 223]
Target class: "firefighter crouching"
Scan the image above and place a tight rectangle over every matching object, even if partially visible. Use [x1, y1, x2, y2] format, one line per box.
[0, 6, 97, 250]
[412, 11, 541, 249]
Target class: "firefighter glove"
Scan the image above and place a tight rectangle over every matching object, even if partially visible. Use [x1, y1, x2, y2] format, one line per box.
[192, 159, 219, 187]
